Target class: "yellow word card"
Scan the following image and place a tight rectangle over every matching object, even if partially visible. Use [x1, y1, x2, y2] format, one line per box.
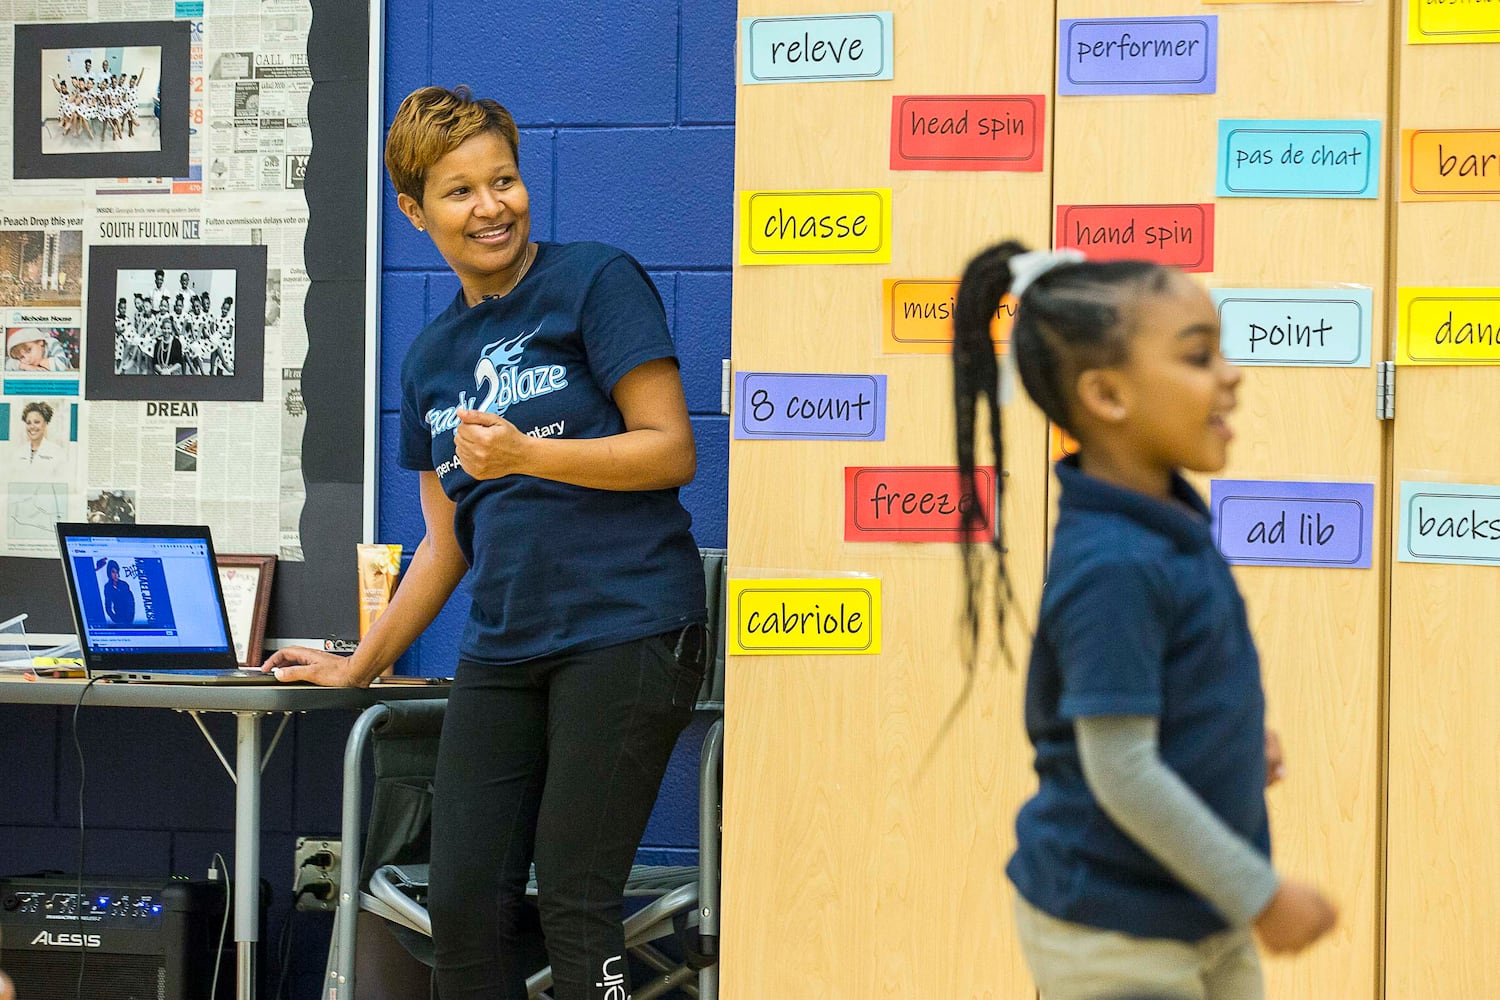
[1397, 288, 1500, 365]
[740, 189, 891, 265]
[1408, 0, 1500, 43]
[729, 578, 882, 655]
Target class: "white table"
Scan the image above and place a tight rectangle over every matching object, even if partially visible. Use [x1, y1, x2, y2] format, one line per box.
[0, 676, 448, 1000]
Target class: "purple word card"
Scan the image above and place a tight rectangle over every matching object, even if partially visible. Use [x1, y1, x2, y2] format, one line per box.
[1210, 479, 1374, 569]
[1058, 16, 1218, 96]
[734, 371, 887, 441]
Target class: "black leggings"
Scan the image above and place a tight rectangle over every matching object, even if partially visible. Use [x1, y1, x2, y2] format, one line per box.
[428, 627, 704, 999]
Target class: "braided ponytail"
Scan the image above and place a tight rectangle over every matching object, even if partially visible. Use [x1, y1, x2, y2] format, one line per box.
[953, 241, 1027, 666]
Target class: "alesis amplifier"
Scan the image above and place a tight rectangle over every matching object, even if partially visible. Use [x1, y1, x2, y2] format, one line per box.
[0, 874, 236, 1000]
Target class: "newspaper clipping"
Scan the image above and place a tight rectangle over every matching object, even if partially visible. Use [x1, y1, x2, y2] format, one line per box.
[0, 0, 317, 561]
[0, 214, 85, 556]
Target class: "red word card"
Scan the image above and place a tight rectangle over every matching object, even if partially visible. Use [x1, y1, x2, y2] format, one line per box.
[1054, 203, 1215, 271]
[844, 466, 996, 543]
[890, 95, 1045, 171]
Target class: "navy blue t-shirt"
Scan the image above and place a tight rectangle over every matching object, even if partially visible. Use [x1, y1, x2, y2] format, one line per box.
[397, 241, 706, 665]
[1007, 457, 1270, 942]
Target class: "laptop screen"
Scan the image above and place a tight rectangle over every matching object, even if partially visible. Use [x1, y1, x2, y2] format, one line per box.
[57, 527, 235, 662]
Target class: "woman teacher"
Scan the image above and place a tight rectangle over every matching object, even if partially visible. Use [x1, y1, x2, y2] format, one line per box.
[264, 85, 708, 1000]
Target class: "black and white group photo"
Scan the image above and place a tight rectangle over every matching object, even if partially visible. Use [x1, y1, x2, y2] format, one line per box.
[86, 243, 264, 401]
[39, 45, 161, 154]
[113, 267, 237, 376]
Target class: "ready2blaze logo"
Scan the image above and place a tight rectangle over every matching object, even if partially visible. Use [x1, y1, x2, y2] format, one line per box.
[425, 326, 569, 438]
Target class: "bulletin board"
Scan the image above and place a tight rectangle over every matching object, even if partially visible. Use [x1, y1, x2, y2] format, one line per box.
[726, 0, 1500, 997]
[0, 0, 380, 643]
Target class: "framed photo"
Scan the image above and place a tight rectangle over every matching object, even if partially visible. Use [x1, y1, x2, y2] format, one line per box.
[12, 20, 190, 180]
[85, 243, 267, 401]
[216, 553, 276, 668]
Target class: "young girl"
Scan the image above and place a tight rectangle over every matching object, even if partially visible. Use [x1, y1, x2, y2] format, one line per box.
[6, 328, 67, 372]
[50, 76, 75, 136]
[124, 74, 141, 136]
[951, 241, 1337, 1000]
[74, 79, 96, 140]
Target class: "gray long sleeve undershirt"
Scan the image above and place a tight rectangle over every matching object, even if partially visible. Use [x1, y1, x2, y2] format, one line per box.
[1075, 714, 1280, 929]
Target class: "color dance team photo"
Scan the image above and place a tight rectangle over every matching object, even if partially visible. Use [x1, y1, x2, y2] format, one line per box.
[39, 45, 161, 154]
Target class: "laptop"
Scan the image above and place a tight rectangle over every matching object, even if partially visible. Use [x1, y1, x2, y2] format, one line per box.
[55, 522, 279, 683]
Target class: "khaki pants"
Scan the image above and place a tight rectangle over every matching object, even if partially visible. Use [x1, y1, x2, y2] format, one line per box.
[1014, 894, 1264, 1000]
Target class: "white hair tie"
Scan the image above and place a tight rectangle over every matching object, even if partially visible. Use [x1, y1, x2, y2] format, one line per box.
[1009, 248, 1086, 299]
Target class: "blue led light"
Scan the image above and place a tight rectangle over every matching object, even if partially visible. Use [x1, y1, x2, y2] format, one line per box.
[96, 896, 109, 907]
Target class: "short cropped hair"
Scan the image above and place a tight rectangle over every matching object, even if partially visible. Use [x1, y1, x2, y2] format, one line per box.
[384, 85, 520, 205]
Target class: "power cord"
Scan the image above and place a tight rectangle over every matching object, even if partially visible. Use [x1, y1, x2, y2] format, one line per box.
[274, 881, 332, 999]
[272, 900, 295, 1000]
[71, 675, 105, 1000]
[208, 853, 230, 1000]
[273, 849, 336, 997]
[66, 679, 326, 1000]
[68, 680, 235, 1000]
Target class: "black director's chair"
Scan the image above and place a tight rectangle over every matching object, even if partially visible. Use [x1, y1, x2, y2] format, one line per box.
[325, 548, 727, 1000]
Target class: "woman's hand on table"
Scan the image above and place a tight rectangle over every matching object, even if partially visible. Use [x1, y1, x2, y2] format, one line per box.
[260, 647, 370, 687]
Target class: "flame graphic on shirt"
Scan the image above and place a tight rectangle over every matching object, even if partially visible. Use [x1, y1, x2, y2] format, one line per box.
[479, 330, 536, 371]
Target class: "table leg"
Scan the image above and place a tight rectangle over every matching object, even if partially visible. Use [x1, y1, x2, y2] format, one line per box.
[235, 711, 261, 999]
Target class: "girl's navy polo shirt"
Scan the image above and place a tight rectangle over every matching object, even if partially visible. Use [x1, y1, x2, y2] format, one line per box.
[1007, 456, 1270, 942]
[397, 241, 705, 666]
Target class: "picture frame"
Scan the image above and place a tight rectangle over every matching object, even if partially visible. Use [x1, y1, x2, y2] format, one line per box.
[216, 553, 276, 668]
[12, 20, 190, 181]
[85, 243, 267, 401]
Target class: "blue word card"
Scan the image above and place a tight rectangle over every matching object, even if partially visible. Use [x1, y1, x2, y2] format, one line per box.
[1212, 479, 1374, 569]
[1212, 287, 1373, 367]
[741, 11, 894, 85]
[1058, 16, 1217, 96]
[1399, 481, 1500, 566]
[1218, 119, 1382, 198]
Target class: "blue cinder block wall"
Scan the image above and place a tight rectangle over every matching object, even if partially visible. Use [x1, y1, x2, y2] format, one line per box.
[378, 0, 735, 673]
[0, 3, 734, 997]
[377, 0, 736, 910]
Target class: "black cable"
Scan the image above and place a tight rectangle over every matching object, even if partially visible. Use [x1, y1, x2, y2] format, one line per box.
[272, 899, 295, 1000]
[71, 675, 105, 1000]
[275, 884, 323, 1000]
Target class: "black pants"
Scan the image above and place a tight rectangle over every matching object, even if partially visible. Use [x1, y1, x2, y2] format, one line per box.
[428, 626, 705, 999]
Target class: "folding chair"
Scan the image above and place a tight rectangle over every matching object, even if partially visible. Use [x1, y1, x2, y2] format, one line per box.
[326, 548, 727, 1000]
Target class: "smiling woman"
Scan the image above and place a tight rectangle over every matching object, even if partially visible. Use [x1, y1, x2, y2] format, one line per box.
[261, 85, 708, 1000]
[386, 95, 532, 302]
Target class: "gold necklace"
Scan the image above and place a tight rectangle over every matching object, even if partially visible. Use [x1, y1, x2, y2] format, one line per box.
[481, 242, 535, 302]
